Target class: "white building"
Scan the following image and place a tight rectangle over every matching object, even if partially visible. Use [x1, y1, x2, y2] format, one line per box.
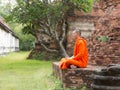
[0, 18, 19, 55]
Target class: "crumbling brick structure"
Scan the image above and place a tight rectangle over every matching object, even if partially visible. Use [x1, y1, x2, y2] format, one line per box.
[53, 0, 120, 89]
[88, 0, 120, 66]
[66, 11, 96, 55]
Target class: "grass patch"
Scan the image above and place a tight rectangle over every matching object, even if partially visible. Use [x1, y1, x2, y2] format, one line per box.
[0, 52, 55, 90]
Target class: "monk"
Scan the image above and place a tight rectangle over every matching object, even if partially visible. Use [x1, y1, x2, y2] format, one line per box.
[59, 30, 88, 69]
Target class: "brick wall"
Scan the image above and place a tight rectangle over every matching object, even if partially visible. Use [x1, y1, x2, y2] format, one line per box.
[88, 0, 120, 66]
[53, 62, 104, 90]
[67, 11, 96, 55]
[53, 1, 120, 89]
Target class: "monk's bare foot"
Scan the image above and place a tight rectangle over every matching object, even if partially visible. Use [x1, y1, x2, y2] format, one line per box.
[70, 65, 77, 69]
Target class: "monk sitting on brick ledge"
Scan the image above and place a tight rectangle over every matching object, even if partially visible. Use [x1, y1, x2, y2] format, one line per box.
[59, 29, 88, 69]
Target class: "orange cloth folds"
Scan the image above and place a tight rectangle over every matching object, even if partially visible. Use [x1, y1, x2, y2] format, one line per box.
[59, 37, 88, 69]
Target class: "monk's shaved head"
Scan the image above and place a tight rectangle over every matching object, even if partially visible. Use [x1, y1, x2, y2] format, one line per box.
[72, 29, 81, 36]
[72, 29, 81, 40]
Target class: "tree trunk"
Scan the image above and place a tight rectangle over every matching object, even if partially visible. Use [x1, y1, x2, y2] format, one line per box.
[28, 17, 69, 60]
[59, 41, 69, 57]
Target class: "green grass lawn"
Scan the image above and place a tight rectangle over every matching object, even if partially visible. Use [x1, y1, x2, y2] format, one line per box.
[0, 52, 56, 90]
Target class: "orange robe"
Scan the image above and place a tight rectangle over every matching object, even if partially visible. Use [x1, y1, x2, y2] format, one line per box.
[59, 37, 88, 69]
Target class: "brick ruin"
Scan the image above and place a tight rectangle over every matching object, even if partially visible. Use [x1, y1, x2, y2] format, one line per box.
[53, 62, 104, 90]
[28, 11, 96, 59]
[29, 0, 120, 65]
[67, 0, 120, 66]
[88, 0, 120, 66]
[53, 0, 120, 89]
[92, 64, 120, 90]
[66, 11, 96, 55]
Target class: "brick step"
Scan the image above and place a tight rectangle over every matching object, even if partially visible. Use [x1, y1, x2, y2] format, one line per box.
[52, 62, 104, 90]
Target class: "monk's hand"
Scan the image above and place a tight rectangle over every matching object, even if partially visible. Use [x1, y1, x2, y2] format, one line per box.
[70, 65, 77, 69]
[68, 56, 74, 59]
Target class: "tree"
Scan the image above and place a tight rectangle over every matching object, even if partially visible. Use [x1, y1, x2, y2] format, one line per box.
[0, 1, 35, 51]
[11, 24, 35, 51]
[0, 1, 11, 17]
[9, 0, 95, 58]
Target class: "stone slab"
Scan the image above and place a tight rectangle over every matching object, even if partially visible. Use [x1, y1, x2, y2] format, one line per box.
[53, 62, 104, 90]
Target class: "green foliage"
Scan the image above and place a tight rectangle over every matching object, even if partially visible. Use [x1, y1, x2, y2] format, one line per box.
[8, 0, 95, 35]
[4, 0, 97, 57]
[9, 23, 35, 51]
[0, 0, 16, 21]
[0, 3, 10, 18]
[81, 85, 88, 90]
[32, 52, 46, 60]
[31, 51, 60, 60]
[50, 76, 77, 90]
[98, 36, 109, 42]
[0, 2, 35, 51]
[50, 76, 87, 90]
[19, 34, 35, 51]
[52, 78, 63, 90]
[70, 0, 95, 12]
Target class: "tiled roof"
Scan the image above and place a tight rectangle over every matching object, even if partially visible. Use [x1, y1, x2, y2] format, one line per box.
[0, 17, 19, 39]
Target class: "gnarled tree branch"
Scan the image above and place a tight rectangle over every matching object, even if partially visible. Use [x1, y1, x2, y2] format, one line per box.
[35, 32, 58, 53]
[61, 20, 66, 43]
